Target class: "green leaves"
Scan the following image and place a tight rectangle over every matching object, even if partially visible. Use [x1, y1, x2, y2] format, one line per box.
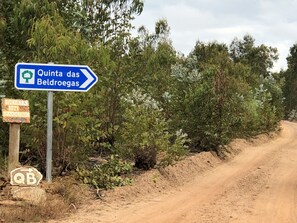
[230, 34, 278, 78]
[169, 39, 283, 151]
[76, 155, 133, 189]
[283, 43, 297, 117]
[59, 0, 143, 45]
[0, 0, 284, 187]
[116, 89, 189, 169]
[28, 14, 90, 64]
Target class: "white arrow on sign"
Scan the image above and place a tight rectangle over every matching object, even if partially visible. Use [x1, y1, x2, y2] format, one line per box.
[20, 168, 33, 172]
[10, 167, 43, 186]
[80, 69, 95, 89]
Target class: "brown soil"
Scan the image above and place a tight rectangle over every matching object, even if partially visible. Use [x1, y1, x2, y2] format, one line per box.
[45, 121, 297, 223]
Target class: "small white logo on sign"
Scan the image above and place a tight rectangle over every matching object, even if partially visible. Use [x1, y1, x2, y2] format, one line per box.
[20, 69, 35, 85]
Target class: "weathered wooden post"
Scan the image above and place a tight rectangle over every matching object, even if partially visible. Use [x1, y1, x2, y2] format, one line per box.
[8, 123, 21, 173]
[1, 98, 30, 176]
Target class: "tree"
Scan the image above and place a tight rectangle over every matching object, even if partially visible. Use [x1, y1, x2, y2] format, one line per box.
[170, 51, 248, 150]
[0, 0, 60, 169]
[57, 0, 144, 44]
[0, 0, 132, 176]
[230, 34, 278, 79]
[229, 35, 283, 129]
[190, 41, 228, 71]
[53, 1, 145, 151]
[283, 43, 297, 116]
[116, 89, 188, 169]
[170, 38, 283, 152]
[0, 1, 284, 178]
[126, 19, 177, 116]
[0, 0, 58, 97]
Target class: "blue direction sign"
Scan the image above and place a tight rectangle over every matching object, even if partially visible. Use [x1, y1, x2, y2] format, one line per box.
[15, 63, 98, 92]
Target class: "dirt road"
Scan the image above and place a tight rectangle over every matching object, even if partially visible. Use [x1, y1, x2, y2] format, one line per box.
[50, 121, 297, 223]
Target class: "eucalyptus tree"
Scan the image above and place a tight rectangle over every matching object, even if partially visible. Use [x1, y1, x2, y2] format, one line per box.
[189, 40, 229, 70]
[57, 0, 144, 45]
[230, 35, 283, 128]
[125, 19, 178, 119]
[0, 0, 60, 167]
[229, 34, 278, 79]
[170, 38, 283, 152]
[283, 43, 297, 117]
[0, 0, 58, 97]
[170, 49, 248, 151]
[0, 0, 146, 172]
[53, 1, 145, 149]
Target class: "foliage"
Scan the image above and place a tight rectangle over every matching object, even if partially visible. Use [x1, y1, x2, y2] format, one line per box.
[190, 41, 229, 69]
[19, 10, 107, 172]
[0, 0, 58, 97]
[169, 40, 283, 151]
[0, 0, 285, 190]
[57, 0, 143, 44]
[116, 89, 189, 169]
[288, 109, 297, 121]
[127, 20, 178, 119]
[283, 43, 297, 117]
[0, 176, 88, 223]
[76, 155, 133, 189]
[0, 150, 7, 172]
[159, 129, 190, 167]
[0, 121, 8, 163]
[230, 34, 278, 78]
[171, 53, 234, 150]
[255, 76, 283, 129]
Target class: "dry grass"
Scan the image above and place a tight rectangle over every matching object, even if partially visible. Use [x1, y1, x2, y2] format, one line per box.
[0, 194, 68, 222]
[0, 176, 91, 223]
[47, 176, 90, 205]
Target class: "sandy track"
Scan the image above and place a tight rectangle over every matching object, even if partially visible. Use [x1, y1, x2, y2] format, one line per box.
[49, 121, 297, 223]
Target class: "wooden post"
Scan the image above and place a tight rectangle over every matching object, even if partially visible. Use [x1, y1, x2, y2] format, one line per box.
[8, 123, 20, 175]
[1, 98, 30, 177]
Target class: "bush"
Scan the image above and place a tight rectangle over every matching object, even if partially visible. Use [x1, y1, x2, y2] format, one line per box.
[171, 58, 238, 150]
[76, 155, 133, 189]
[288, 109, 297, 121]
[116, 89, 189, 169]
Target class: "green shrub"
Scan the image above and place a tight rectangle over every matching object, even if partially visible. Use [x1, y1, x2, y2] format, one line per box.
[76, 155, 133, 189]
[158, 129, 189, 167]
[170, 53, 283, 151]
[288, 109, 297, 121]
[116, 89, 189, 169]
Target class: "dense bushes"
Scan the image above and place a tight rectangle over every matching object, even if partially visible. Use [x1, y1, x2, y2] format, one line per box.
[168, 47, 283, 151]
[76, 155, 133, 189]
[116, 89, 189, 169]
[0, 1, 285, 189]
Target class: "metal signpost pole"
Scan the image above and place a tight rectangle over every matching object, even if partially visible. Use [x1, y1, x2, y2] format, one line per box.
[46, 91, 53, 182]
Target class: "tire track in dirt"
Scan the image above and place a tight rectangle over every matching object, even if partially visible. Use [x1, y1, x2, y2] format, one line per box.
[243, 121, 297, 223]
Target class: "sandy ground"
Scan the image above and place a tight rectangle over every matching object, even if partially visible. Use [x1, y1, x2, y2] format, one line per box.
[48, 121, 297, 223]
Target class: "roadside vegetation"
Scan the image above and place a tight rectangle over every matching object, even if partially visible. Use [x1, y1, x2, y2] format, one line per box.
[0, 176, 90, 222]
[0, 0, 296, 221]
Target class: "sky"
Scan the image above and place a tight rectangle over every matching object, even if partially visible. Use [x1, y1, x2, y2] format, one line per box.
[132, 0, 297, 72]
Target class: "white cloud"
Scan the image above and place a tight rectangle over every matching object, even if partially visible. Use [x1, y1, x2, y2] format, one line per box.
[133, 0, 297, 71]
